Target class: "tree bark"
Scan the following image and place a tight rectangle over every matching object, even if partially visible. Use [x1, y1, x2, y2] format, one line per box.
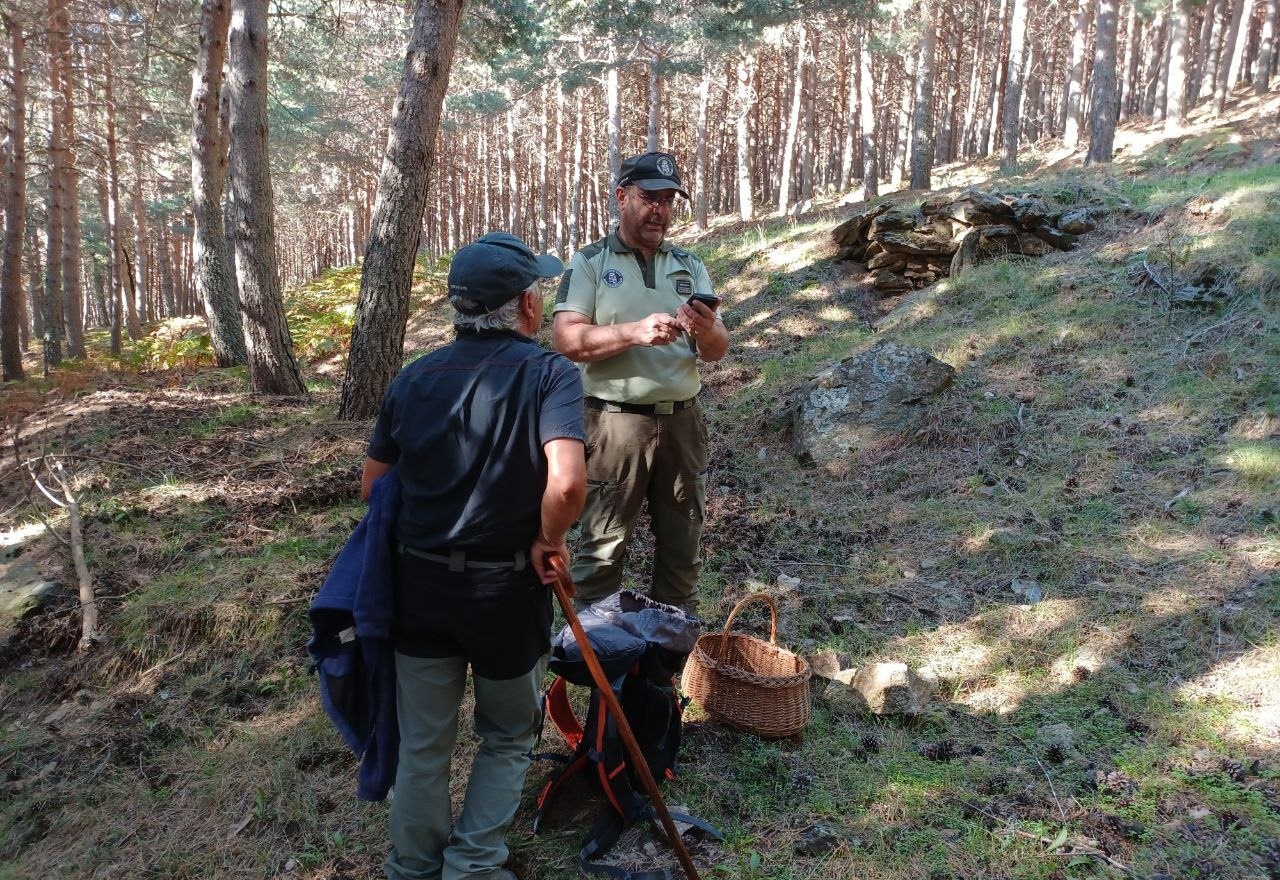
[1216, 0, 1257, 113]
[51, 0, 84, 358]
[859, 26, 879, 197]
[647, 50, 661, 152]
[1142, 11, 1169, 117]
[227, 0, 306, 396]
[777, 24, 806, 215]
[606, 38, 620, 224]
[1, 14, 25, 380]
[1000, 0, 1029, 167]
[1063, 0, 1093, 147]
[43, 0, 67, 373]
[911, 0, 938, 188]
[1086, 0, 1120, 163]
[1118, 1, 1140, 118]
[1167, 0, 1191, 126]
[1257, 0, 1279, 91]
[102, 33, 138, 341]
[337, 0, 463, 419]
[735, 50, 755, 220]
[694, 63, 711, 229]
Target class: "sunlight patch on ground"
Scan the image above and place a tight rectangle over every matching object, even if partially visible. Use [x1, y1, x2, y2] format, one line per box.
[140, 482, 218, 503]
[958, 668, 1029, 715]
[905, 620, 994, 684]
[765, 239, 822, 272]
[817, 306, 855, 322]
[1179, 643, 1280, 744]
[1219, 440, 1280, 488]
[742, 309, 777, 328]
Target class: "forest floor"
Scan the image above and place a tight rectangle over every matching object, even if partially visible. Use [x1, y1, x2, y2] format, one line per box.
[1, 92, 1279, 880]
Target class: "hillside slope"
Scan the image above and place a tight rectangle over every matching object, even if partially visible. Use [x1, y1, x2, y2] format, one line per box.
[0, 104, 1277, 880]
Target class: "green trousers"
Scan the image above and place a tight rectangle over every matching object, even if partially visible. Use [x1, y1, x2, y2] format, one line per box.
[384, 653, 546, 880]
[571, 401, 708, 610]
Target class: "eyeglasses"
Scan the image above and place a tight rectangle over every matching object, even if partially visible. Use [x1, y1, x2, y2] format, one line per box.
[632, 190, 678, 209]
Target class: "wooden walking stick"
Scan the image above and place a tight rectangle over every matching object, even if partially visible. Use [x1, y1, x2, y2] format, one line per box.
[547, 554, 702, 880]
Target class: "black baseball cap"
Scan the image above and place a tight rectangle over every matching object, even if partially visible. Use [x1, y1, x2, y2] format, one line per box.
[617, 152, 690, 200]
[447, 232, 564, 315]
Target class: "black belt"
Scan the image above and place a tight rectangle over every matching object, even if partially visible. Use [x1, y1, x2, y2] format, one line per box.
[584, 396, 696, 416]
[399, 544, 528, 572]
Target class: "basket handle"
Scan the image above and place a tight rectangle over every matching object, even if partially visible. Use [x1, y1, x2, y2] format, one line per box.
[719, 593, 779, 656]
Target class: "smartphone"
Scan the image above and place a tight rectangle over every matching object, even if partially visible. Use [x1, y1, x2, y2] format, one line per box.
[685, 292, 721, 311]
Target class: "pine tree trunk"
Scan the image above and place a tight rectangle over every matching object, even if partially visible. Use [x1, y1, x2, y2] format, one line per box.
[647, 51, 660, 152]
[735, 50, 755, 220]
[28, 226, 43, 343]
[51, 0, 84, 359]
[1167, 0, 1191, 124]
[1195, 0, 1222, 97]
[777, 24, 806, 215]
[911, 0, 938, 188]
[694, 63, 711, 229]
[190, 0, 246, 366]
[43, 1, 67, 373]
[337, 0, 463, 419]
[227, 0, 305, 396]
[1118, 2, 1139, 118]
[859, 26, 879, 197]
[1000, 0, 1029, 167]
[1142, 12, 1168, 116]
[800, 30, 818, 203]
[1257, 0, 1279, 90]
[606, 39, 620, 224]
[102, 34, 139, 341]
[1086, 0, 1120, 163]
[1, 14, 25, 381]
[1063, 0, 1093, 147]
[129, 103, 150, 325]
[980, 0, 1010, 155]
[1217, 0, 1256, 112]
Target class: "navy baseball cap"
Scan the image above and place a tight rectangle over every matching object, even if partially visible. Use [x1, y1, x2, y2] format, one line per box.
[447, 232, 564, 314]
[617, 152, 690, 200]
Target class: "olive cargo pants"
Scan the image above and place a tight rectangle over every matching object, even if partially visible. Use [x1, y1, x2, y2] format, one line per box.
[384, 653, 546, 880]
[570, 401, 708, 610]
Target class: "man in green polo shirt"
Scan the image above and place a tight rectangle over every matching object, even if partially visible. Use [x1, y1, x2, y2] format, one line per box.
[553, 151, 729, 611]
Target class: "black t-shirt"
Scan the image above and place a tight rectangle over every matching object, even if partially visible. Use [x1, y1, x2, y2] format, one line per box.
[366, 328, 585, 553]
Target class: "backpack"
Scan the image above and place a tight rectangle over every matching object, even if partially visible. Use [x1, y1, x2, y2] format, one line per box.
[533, 591, 722, 880]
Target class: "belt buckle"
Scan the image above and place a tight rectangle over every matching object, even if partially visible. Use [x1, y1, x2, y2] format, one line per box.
[654, 400, 674, 415]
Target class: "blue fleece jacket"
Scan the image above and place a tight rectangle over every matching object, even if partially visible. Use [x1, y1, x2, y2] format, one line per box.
[307, 469, 400, 801]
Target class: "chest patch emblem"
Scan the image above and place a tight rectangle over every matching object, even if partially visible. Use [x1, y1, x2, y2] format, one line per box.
[675, 278, 693, 296]
[603, 269, 624, 287]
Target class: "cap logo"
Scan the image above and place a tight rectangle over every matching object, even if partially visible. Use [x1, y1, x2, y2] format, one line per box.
[603, 269, 624, 287]
[656, 156, 675, 176]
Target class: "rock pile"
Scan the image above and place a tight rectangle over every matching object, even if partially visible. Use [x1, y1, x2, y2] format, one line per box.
[832, 189, 1100, 292]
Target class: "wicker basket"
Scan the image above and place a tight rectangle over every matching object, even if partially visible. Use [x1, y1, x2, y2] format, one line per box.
[682, 593, 812, 738]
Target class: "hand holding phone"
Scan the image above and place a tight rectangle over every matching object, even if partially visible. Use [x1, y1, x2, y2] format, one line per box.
[685, 292, 721, 311]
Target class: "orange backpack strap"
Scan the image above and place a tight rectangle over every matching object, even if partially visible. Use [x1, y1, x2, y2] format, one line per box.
[545, 675, 583, 750]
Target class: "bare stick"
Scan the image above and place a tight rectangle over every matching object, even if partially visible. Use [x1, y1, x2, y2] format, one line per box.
[48, 459, 99, 650]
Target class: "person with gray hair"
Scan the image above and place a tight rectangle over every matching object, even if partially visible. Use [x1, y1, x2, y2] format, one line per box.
[362, 232, 586, 880]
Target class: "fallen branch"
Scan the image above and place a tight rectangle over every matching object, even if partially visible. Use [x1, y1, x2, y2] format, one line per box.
[12, 424, 100, 651]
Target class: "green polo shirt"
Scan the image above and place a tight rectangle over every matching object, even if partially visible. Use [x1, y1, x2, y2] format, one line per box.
[555, 232, 717, 405]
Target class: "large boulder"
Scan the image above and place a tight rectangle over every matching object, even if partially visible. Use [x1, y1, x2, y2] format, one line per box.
[868, 209, 920, 237]
[848, 662, 936, 716]
[1057, 208, 1098, 234]
[832, 202, 891, 247]
[872, 270, 913, 292]
[1011, 195, 1053, 228]
[792, 340, 956, 463]
[878, 231, 959, 257]
[1, 527, 61, 643]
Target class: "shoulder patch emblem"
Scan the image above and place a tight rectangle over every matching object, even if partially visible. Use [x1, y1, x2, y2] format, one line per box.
[602, 268, 624, 287]
[657, 156, 675, 176]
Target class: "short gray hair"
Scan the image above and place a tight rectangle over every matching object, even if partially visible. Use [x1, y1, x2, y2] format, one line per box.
[450, 287, 530, 331]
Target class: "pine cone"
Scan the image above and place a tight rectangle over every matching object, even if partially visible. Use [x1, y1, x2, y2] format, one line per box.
[861, 734, 882, 755]
[1221, 758, 1246, 782]
[1045, 744, 1067, 764]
